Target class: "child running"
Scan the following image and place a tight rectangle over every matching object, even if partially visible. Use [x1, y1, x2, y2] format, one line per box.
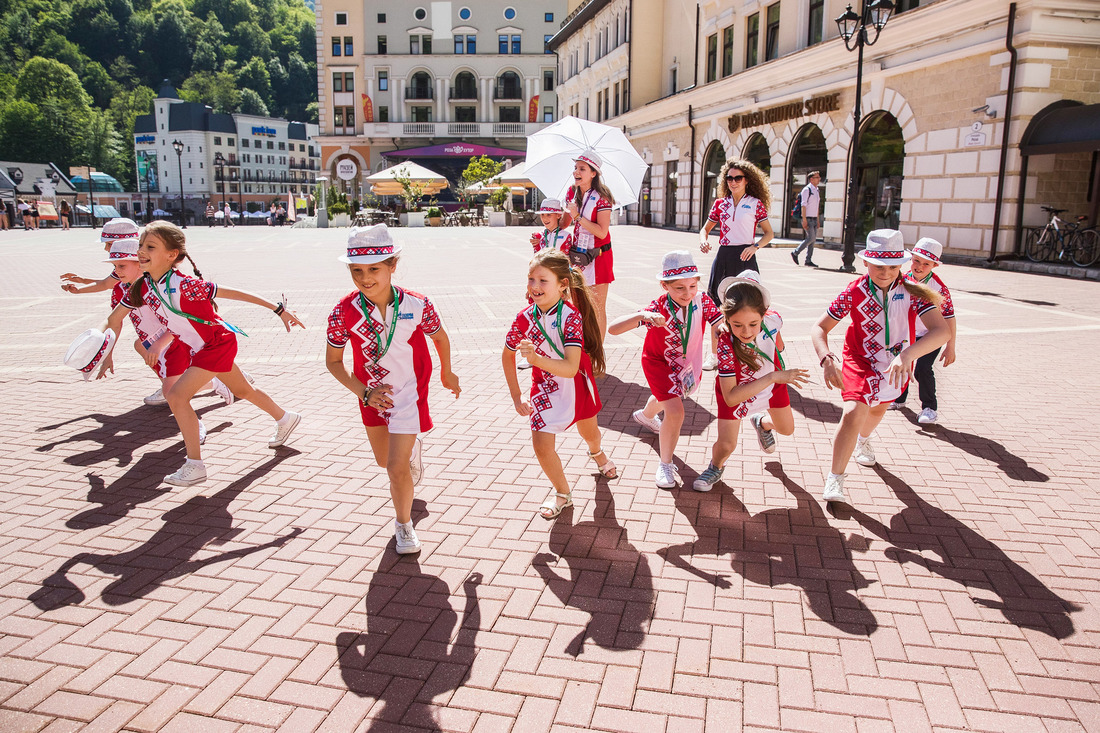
[890, 238, 957, 424]
[811, 230, 949, 503]
[528, 198, 573, 255]
[503, 248, 616, 520]
[325, 225, 461, 555]
[608, 251, 723, 489]
[98, 221, 305, 487]
[61, 218, 142, 297]
[694, 272, 810, 492]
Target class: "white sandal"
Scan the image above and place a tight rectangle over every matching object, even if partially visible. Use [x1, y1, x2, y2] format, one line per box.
[588, 450, 618, 479]
[538, 491, 573, 519]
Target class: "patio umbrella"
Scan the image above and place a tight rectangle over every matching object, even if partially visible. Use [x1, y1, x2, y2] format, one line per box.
[366, 161, 450, 197]
[525, 116, 649, 206]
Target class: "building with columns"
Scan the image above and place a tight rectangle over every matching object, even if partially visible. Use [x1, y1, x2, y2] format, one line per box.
[133, 82, 320, 223]
[314, 1, 567, 197]
[551, 0, 1100, 260]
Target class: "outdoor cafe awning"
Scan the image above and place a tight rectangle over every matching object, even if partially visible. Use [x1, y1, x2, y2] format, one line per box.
[1020, 100, 1100, 156]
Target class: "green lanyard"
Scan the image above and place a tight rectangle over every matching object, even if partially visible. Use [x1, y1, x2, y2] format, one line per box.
[543, 228, 563, 250]
[531, 300, 566, 359]
[749, 343, 784, 370]
[360, 287, 401, 363]
[867, 280, 892, 348]
[757, 320, 785, 368]
[666, 295, 693, 356]
[147, 271, 248, 337]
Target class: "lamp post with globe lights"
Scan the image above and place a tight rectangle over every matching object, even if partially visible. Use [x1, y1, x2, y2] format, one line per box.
[172, 139, 187, 229]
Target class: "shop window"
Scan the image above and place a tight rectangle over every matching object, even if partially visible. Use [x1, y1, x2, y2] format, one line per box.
[743, 132, 771, 177]
[786, 124, 828, 237]
[765, 3, 780, 61]
[722, 26, 734, 76]
[854, 111, 905, 239]
[705, 33, 717, 83]
[745, 13, 759, 68]
[807, 0, 824, 46]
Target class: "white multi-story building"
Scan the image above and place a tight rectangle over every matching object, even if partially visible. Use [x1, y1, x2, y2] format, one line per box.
[133, 81, 321, 221]
[315, 1, 567, 196]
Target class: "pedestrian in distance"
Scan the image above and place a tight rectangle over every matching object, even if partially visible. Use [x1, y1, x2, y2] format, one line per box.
[223, 202, 235, 227]
[0, 203, 10, 230]
[694, 271, 810, 492]
[607, 250, 724, 490]
[325, 225, 461, 555]
[204, 201, 215, 227]
[502, 248, 616, 520]
[97, 220, 305, 487]
[791, 171, 821, 267]
[564, 150, 616, 338]
[59, 200, 71, 230]
[699, 159, 775, 370]
[810, 229, 949, 504]
[890, 238, 957, 424]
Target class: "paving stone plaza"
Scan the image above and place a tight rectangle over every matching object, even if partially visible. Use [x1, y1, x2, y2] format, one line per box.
[2, 224, 1099, 732]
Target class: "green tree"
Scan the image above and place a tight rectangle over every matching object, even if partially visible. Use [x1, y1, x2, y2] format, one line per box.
[281, 52, 314, 121]
[16, 56, 93, 109]
[231, 20, 270, 62]
[236, 56, 270, 104]
[0, 100, 49, 162]
[81, 61, 118, 108]
[150, 10, 191, 82]
[237, 87, 268, 116]
[179, 71, 239, 113]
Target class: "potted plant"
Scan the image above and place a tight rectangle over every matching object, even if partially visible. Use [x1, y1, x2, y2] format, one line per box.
[426, 206, 444, 226]
[393, 165, 427, 227]
[487, 185, 510, 227]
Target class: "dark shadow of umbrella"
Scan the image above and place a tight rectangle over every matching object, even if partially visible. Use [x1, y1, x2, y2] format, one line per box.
[67, 423, 231, 529]
[912, 422, 1049, 483]
[336, 553, 482, 733]
[532, 476, 656, 656]
[37, 403, 225, 468]
[30, 450, 303, 611]
[595, 372, 715, 440]
[659, 462, 879, 635]
[831, 465, 1077, 639]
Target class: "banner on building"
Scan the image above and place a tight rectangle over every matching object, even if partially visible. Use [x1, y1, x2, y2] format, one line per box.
[136, 150, 160, 193]
[362, 94, 374, 123]
[528, 95, 540, 123]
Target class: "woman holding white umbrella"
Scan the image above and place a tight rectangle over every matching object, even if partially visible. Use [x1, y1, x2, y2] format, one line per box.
[564, 151, 615, 336]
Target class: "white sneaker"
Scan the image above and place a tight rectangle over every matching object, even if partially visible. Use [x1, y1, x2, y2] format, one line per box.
[143, 388, 167, 406]
[269, 411, 301, 448]
[853, 439, 877, 467]
[395, 521, 422, 554]
[693, 463, 724, 492]
[632, 409, 662, 434]
[517, 355, 533, 370]
[165, 460, 207, 487]
[822, 474, 846, 502]
[410, 437, 423, 487]
[655, 462, 679, 489]
[888, 400, 904, 411]
[702, 353, 719, 371]
[212, 378, 234, 406]
[749, 413, 777, 454]
[198, 420, 207, 446]
[918, 408, 939, 425]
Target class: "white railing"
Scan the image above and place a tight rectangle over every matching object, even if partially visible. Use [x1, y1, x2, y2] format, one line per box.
[493, 122, 526, 136]
[371, 122, 552, 138]
[447, 123, 480, 135]
[402, 123, 435, 135]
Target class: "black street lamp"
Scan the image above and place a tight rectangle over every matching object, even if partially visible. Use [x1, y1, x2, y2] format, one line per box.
[144, 163, 153, 224]
[213, 151, 226, 205]
[172, 139, 187, 229]
[836, 0, 894, 272]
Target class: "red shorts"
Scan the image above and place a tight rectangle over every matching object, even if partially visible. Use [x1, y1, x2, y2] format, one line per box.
[841, 354, 908, 405]
[593, 246, 614, 285]
[153, 338, 191, 378]
[715, 382, 790, 420]
[357, 382, 434, 434]
[642, 356, 680, 402]
[188, 332, 238, 374]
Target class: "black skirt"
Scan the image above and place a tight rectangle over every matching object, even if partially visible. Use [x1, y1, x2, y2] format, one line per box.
[707, 244, 759, 305]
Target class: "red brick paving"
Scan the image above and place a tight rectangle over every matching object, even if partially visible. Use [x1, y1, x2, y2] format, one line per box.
[2, 224, 1100, 731]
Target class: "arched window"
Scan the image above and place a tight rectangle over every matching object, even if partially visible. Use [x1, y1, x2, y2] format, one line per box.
[496, 71, 522, 99]
[742, 133, 771, 177]
[854, 111, 905, 238]
[410, 71, 432, 99]
[786, 124, 827, 237]
[452, 71, 477, 100]
[700, 140, 727, 227]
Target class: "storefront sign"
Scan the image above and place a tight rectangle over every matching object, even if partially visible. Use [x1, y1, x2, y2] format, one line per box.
[252, 126, 277, 137]
[335, 159, 358, 180]
[727, 93, 842, 133]
[135, 135, 155, 144]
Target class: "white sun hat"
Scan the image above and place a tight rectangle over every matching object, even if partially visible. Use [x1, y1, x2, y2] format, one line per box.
[856, 229, 912, 266]
[718, 270, 771, 308]
[63, 328, 117, 381]
[572, 149, 603, 174]
[536, 199, 565, 214]
[100, 217, 141, 245]
[657, 250, 700, 281]
[911, 237, 943, 263]
[102, 239, 140, 262]
[338, 224, 402, 265]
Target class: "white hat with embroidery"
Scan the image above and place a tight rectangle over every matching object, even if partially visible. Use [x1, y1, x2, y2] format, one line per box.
[572, 149, 603, 174]
[338, 224, 402, 264]
[911, 237, 943, 263]
[536, 198, 565, 214]
[856, 229, 912, 266]
[657, 250, 700, 281]
[718, 270, 771, 308]
[102, 239, 140, 262]
[62, 328, 117, 381]
[100, 217, 141, 245]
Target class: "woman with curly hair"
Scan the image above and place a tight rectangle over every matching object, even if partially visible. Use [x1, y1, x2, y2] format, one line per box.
[698, 159, 775, 369]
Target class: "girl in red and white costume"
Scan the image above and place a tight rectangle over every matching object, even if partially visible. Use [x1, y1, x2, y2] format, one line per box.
[564, 150, 615, 337]
[694, 272, 810, 492]
[503, 249, 616, 520]
[528, 198, 573, 255]
[698, 159, 775, 370]
[325, 225, 461, 555]
[99, 221, 305, 487]
[608, 250, 723, 490]
[61, 218, 142, 296]
[811, 229, 948, 504]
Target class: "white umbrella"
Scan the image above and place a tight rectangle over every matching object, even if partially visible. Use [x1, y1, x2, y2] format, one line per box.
[525, 116, 649, 206]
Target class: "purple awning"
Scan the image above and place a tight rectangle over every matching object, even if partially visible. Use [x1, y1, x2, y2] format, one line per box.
[382, 143, 526, 158]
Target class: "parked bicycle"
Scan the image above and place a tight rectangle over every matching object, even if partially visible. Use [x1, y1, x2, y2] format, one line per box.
[1024, 206, 1098, 267]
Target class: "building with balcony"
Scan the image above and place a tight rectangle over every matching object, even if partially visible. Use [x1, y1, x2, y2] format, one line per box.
[551, 0, 1100, 261]
[133, 81, 320, 222]
[315, 1, 566, 198]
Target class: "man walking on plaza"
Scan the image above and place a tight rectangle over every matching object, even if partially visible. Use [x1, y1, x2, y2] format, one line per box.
[791, 171, 821, 267]
[223, 201, 234, 227]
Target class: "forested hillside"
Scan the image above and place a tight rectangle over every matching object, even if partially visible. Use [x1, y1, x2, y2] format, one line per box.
[0, 0, 318, 189]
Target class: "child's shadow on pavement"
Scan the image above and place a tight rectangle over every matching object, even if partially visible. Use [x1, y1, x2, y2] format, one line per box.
[597, 372, 715, 440]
